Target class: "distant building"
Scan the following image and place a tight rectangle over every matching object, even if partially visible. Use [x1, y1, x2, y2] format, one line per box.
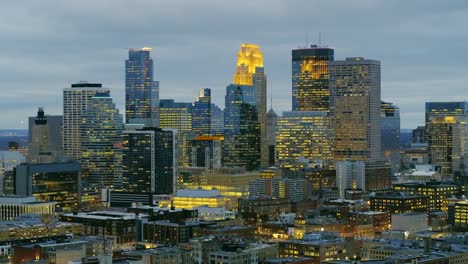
[0, 151, 25, 194]
[393, 181, 460, 211]
[63, 82, 110, 161]
[381, 101, 401, 174]
[211, 103, 224, 136]
[28, 109, 62, 160]
[330, 57, 381, 162]
[28, 108, 63, 164]
[266, 108, 277, 167]
[125, 47, 159, 127]
[292, 45, 334, 112]
[412, 126, 426, 143]
[189, 135, 223, 170]
[276, 111, 333, 171]
[370, 192, 429, 214]
[192, 88, 212, 136]
[14, 161, 81, 212]
[223, 84, 260, 170]
[335, 161, 365, 198]
[249, 177, 307, 202]
[0, 196, 55, 221]
[80, 92, 123, 188]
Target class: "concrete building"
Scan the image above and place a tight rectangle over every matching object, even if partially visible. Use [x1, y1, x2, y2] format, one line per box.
[0, 196, 55, 220]
[63, 82, 110, 161]
[335, 161, 365, 198]
[28, 108, 63, 164]
[381, 101, 401, 174]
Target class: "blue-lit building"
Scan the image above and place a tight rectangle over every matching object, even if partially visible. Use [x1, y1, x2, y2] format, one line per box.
[125, 47, 159, 127]
[381, 101, 401, 174]
[211, 103, 224, 136]
[223, 84, 260, 170]
[192, 88, 212, 136]
[292, 45, 334, 112]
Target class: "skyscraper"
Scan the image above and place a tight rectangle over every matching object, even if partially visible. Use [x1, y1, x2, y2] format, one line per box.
[381, 101, 401, 174]
[159, 99, 193, 167]
[192, 88, 212, 136]
[63, 82, 110, 161]
[121, 126, 176, 196]
[335, 161, 365, 198]
[28, 112, 62, 154]
[81, 93, 123, 187]
[211, 103, 224, 136]
[275, 111, 333, 170]
[291, 45, 334, 112]
[28, 108, 62, 164]
[266, 108, 278, 167]
[233, 44, 268, 167]
[125, 47, 159, 127]
[330, 57, 382, 162]
[224, 84, 260, 170]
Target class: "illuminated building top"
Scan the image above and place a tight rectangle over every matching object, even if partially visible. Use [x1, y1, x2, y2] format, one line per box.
[233, 43, 264, 85]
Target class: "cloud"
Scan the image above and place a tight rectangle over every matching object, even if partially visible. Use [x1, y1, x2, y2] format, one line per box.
[0, 0, 467, 129]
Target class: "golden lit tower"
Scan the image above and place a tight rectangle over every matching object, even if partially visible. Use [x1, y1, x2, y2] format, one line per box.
[233, 44, 268, 167]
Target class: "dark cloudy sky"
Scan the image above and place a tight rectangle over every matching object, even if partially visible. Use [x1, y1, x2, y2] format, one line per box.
[1, 0, 467, 129]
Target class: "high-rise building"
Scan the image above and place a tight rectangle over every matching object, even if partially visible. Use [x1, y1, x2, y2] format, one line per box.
[291, 45, 334, 112]
[159, 99, 193, 167]
[211, 103, 224, 136]
[223, 84, 260, 170]
[335, 161, 365, 198]
[28, 108, 62, 164]
[275, 111, 333, 170]
[233, 44, 268, 167]
[425, 102, 468, 124]
[125, 47, 159, 127]
[412, 126, 426, 143]
[81, 93, 123, 188]
[330, 57, 382, 162]
[266, 108, 278, 167]
[63, 82, 110, 161]
[190, 135, 223, 170]
[14, 161, 81, 212]
[121, 126, 176, 196]
[381, 101, 401, 174]
[192, 88, 212, 136]
[28, 112, 62, 154]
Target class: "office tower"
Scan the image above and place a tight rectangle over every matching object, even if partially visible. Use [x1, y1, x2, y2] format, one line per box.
[365, 160, 392, 190]
[63, 82, 110, 161]
[223, 84, 260, 170]
[330, 57, 382, 162]
[14, 161, 81, 212]
[413, 126, 426, 143]
[276, 111, 333, 170]
[335, 161, 365, 198]
[28, 108, 62, 164]
[28, 112, 62, 153]
[211, 103, 224, 136]
[190, 136, 223, 170]
[425, 102, 468, 124]
[266, 108, 277, 167]
[125, 47, 159, 127]
[159, 99, 193, 167]
[122, 126, 175, 196]
[81, 93, 123, 187]
[381, 101, 401, 174]
[192, 88, 212, 136]
[0, 151, 25, 194]
[233, 43, 268, 167]
[291, 45, 334, 112]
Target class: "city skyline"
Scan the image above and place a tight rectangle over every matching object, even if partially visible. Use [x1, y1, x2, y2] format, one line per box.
[1, 0, 468, 129]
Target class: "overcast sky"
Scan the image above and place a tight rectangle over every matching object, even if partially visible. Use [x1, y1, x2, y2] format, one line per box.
[1, 0, 467, 129]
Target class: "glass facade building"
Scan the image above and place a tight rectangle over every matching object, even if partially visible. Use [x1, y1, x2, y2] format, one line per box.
[275, 111, 333, 171]
[122, 127, 175, 195]
[81, 93, 123, 188]
[125, 47, 159, 127]
[210, 103, 224, 136]
[223, 84, 260, 170]
[192, 88, 212, 136]
[381, 101, 401, 174]
[291, 45, 334, 112]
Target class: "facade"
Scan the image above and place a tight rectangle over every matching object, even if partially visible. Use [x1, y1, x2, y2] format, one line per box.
[266, 108, 278, 167]
[28, 108, 62, 164]
[189, 135, 223, 170]
[370, 192, 429, 214]
[14, 161, 81, 212]
[233, 43, 268, 167]
[365, 160, 392, 191]
[335, 161, 365, 198]
[192, 88, 212, 136]
[249, 177, 307, 202]
[381, 101, 401, 174]
[80, 92, 123, 188]
[276, 111, 333, 170]
[330, 57, 381, 162]
[159, 99, 193, 167]
[413, 126, 426, 143]
[211, 103, 224, 135]
[0, 196, 55, 221]
[125, 47, 159, 127]
[121, 126, 176, 196]
[393, 181, 460, 211]
[63, 82, 110, 161]
[223, 84, 260, 170]
[292, 45, 334, 112]
[0, 151, 26, 194]
[449, 200, 468, 231]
